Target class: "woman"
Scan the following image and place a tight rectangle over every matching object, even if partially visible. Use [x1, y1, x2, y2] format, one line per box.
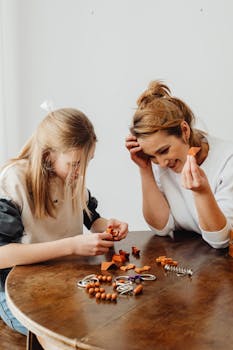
[126, 80, 233, 248]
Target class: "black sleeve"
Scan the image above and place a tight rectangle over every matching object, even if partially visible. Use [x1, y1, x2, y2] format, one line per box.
[83, 190, 101, 230]
[0, 199, 24, 291]
[0, 198, 24, 246]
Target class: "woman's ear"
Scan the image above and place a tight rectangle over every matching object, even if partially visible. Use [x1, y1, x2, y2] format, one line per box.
[180, 121, 190, 144]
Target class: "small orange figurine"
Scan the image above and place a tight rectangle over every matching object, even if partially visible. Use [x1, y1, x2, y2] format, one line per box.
[155, 256, 178, 267]
[132, 246, 140, 256]
[119, 249, 130, 260]
[134, 265, 151, 273]
[106, 226, 119, 241]
[112, 254, 126, 263]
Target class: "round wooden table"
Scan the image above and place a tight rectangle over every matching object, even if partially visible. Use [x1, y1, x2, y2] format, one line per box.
[6, 231, 233, 350]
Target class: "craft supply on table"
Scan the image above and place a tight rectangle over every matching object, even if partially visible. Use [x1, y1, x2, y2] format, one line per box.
[77, 272, 157, 301]
[164, 264, 193, 276]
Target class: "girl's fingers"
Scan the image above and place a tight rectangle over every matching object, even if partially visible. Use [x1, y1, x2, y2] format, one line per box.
[105, 220, 128, 241]
[96, 247, 110, 255]
[117, 223, 128, 239]
[98, 233, 115, 246]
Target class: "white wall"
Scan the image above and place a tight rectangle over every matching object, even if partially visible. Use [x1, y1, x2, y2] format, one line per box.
[2, 0, 233, 230]
[0, 0, 21, 163]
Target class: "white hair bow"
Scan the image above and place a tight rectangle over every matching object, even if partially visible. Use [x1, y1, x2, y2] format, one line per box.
[40, 100, 54, 112]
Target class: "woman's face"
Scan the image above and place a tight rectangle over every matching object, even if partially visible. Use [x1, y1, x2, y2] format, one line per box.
[52, 145, 95, 181]
[138, 130, 189, 173]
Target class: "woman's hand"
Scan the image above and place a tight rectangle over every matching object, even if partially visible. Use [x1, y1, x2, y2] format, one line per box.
[71, 232, 114, 256]
[125, 134, 151, 169]
[181, 155, 210, 193]
[106, 218, 128, 240]
[181, 154, 227, 232]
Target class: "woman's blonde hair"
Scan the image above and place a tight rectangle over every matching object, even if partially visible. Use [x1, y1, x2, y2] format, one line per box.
[130, 80, 202, 146]
[8, 108, 97, 219]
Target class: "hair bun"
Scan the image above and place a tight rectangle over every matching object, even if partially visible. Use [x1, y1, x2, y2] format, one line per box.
[137, 80, 171, 108]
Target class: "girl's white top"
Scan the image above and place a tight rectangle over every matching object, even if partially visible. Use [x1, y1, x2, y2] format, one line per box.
[0, 160, 83, 243]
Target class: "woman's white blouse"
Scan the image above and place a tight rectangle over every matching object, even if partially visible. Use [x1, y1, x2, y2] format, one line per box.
[150, 135, 233, 248]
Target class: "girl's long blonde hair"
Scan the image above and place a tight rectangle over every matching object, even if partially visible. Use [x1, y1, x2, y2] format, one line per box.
[130, 80, 203, 146]
[7, 108, 97, 219]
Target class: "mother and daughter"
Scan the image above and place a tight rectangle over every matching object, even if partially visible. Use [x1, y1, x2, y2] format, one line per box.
[0, 80, 233, 340]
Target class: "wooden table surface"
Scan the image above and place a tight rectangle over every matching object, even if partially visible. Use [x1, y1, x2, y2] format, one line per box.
[6, 231, 233, 350]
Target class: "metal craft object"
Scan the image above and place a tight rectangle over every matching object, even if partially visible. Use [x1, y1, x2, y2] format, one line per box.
[77, 274, 99, 288]
[164, 264, 193, 276]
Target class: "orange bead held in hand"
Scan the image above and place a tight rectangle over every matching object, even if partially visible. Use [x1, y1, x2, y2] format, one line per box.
[106, 225, 119, 240]
[188, 147, 201, 157]
[106, 226, 114, 234]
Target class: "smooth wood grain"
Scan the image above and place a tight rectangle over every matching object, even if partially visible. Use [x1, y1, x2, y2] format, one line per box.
[5, 231, 233, 350]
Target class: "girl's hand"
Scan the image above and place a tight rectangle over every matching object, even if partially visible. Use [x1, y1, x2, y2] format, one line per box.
[106, 218, 128, 241]
[71, 232, 114, 256]
[181, 155, 210, 193]
[125, 134, 151, 169]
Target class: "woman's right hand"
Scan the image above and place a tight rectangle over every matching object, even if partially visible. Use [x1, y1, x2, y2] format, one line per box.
[71, 232, 114, 256]
[125, 134, 151, 169]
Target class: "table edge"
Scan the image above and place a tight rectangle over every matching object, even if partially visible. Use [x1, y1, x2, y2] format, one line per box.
[5, 271, 104, 350]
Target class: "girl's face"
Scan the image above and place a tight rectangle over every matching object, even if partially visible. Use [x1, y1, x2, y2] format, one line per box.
[138, 130, 189, 173]
[52, 145, 95, 181]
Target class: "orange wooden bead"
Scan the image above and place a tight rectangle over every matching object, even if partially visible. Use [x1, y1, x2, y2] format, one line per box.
[106, 293, 112, 300]
[88, 288, 95, 295]
[133, 284, 143, 295]
[95, 292, 101, 299]
[111, 293, 118, 301]
[101, 293, 106, 300]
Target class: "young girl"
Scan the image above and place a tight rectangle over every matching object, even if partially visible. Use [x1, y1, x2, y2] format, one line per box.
[0, 108, 128, 335]
[126, 80, 233, 249]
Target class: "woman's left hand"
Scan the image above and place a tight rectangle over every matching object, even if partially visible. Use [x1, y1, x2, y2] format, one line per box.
[106, 218, 128, 240]
[181, 155, 210, 193]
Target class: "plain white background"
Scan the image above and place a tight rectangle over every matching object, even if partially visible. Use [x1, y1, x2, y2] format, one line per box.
[1, 0, 233, 230]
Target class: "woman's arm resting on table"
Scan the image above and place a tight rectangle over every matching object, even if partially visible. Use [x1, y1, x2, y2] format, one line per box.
[140, 167, 170, 230]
